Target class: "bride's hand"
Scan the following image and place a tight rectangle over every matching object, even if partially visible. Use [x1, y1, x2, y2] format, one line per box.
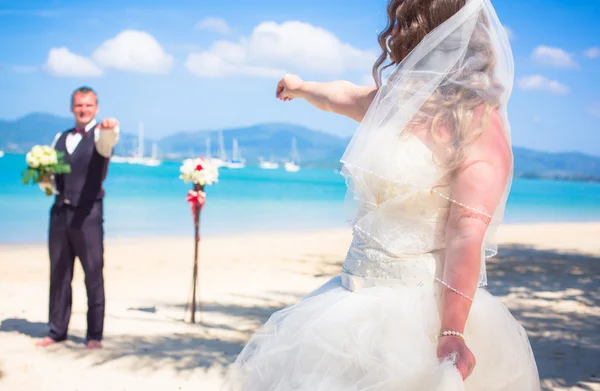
[276, 74, 304, 101]
[437, 335, 476, 380]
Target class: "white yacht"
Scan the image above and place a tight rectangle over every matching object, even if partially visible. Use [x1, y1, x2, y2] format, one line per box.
[284, 161, 300, 172]
[110, 155, 129, 163]
[141, 142, 161, 166]
[110, 139, 133, 163]
[226, 138, 245, 169]
[284, 137, 301, 172]
[259, 155, 279, 169]
[207, 131, 227, 168]
[136, 122, 161, 166]
[111, 122, 161, 166]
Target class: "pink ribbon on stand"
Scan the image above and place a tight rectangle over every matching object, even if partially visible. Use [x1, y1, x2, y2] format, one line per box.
[186, 189, 206, 220]
[187, 189, 206, 242]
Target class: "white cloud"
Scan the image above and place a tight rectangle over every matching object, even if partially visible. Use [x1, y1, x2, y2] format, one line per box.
[92, 30, 174, 74]
[517, 75, 569, 95]
[195, 17, 232, 35]
[584, 47, 600, 59]
[44, 47, 104, 77]
[186, 52, 284, 78]
[531, 46, 578, 69]
[43, 30, 173, 77]
[249, 21, 376, 73]
[503, 26, 514, 40]
[167, 43, 203, 53]
[587, 102, 600, 118]
[185, 21, 376, 79]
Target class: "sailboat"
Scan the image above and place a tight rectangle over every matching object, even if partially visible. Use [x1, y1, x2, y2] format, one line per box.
[135, 122, 162, 166]
[0, 149, 4, 158]
[111, 121, 161, 166]
[284, 137, 300, 172]
[207, 131, 227, 168]
[141, 141, 161, 166]
[226, 138, 245, 169]
[259, 154, 279, 169]
[110, 135, 134, 163]
[204, 137, 212, 160]
[125, 121, 146, 165]
[110, 154, 129, 163]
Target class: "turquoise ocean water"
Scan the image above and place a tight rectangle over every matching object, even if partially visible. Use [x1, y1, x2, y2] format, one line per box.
[1, 153, 599, 244]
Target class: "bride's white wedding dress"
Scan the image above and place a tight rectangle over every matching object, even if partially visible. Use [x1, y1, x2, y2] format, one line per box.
[221, 134, 540, 391]
[223, 0, 540, 388]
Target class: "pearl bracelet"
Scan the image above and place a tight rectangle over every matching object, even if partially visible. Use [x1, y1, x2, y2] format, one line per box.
[439, 330, 465, 339]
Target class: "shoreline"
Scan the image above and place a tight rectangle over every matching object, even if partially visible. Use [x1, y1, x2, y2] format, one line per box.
[0, 225, 351, 248]
[2, 220, 600, 247]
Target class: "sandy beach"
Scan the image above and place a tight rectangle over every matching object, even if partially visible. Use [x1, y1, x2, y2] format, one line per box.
[0, 223, 599, 391]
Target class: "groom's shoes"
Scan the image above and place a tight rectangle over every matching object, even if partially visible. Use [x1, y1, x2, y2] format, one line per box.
[86, 339, 103, 349]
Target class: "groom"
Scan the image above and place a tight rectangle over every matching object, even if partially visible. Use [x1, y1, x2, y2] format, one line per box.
[36, 86, 120, 349]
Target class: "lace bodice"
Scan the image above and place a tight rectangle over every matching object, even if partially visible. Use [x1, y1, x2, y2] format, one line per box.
[342, 134, 452, 285]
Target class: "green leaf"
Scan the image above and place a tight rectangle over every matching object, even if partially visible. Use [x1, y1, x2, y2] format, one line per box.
[32, 170, 41, 184]
[50, 164, 71, 174]
[21, 168, 35, 184]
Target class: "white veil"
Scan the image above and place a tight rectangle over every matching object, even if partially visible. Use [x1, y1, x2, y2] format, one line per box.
[340, 0, 514, 290]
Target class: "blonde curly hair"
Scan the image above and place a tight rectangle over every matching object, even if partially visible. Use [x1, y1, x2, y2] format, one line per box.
[374, 0, 504, 170]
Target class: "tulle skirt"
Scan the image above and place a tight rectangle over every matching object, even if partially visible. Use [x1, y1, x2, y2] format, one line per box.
[221, 274, 540, 391]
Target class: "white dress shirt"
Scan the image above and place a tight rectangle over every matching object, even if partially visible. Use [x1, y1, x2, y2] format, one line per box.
[51, 119, 120, 158]
[41, 119, 119, 194]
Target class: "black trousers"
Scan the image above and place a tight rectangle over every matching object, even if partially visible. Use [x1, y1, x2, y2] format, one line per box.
[47, 200, 105, 342]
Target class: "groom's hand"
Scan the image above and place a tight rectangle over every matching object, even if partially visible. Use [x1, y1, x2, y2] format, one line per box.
[38, 174, 54, 194]
[99, 118, 119, 130]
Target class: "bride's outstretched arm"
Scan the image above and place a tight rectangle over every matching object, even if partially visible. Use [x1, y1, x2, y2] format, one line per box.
[276, 74, 378, 122]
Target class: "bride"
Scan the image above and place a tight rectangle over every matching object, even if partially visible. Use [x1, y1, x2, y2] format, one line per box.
[222, 0, 540, 389]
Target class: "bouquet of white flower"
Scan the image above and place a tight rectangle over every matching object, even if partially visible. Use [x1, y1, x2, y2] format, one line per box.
[21, 145, 71, 196]
[178, 156, 219, 324]
[179, 157, 219, 186]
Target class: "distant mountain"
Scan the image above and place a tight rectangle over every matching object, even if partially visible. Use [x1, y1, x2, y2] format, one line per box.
[0, 113, 72, 150]
[513, 147, 600, 180]
[2, 113, 600, 180]
[159, 123, 348, 165]
[0, 113, 143, 157]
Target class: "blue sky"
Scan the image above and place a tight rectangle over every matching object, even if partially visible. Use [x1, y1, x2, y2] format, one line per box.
[0, 0, 599, 155]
